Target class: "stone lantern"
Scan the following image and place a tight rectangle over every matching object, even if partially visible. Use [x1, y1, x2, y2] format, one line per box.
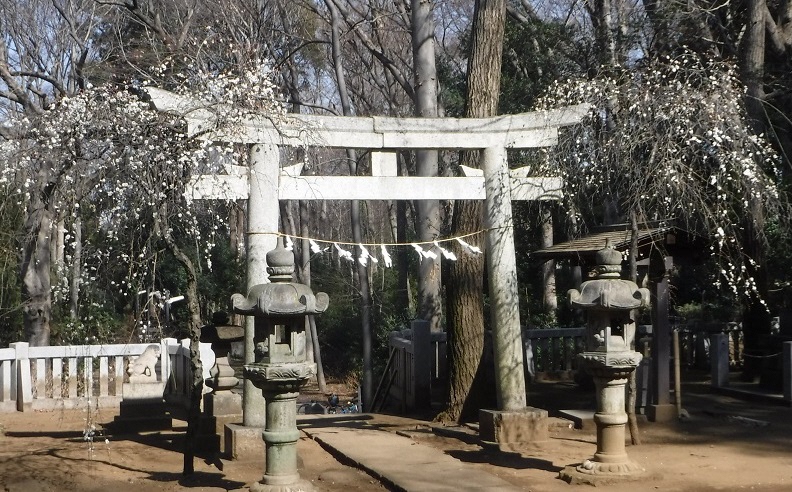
[561, 240, 650, 483]
[200, 312, 244, 418]
[232, 238, 328, 492]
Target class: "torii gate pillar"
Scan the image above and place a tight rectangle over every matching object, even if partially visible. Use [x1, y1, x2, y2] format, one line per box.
[479, 147, 548, 451]
[243, 144, 280, 427]
[483, 146, 527, 411]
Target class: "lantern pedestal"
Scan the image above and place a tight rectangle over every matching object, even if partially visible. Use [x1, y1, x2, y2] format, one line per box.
[560, 352, 645, 484]
[246, 362, 316, 492]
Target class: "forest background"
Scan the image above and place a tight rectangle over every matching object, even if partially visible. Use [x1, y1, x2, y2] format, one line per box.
[1, 0, 791, 423]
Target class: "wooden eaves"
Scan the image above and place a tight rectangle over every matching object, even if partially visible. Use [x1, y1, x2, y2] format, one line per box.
[532, 220, 678, 265]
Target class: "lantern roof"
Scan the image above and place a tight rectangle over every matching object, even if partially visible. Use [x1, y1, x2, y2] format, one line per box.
[231, 237, 329, 317]
[568, 242, 650, 311]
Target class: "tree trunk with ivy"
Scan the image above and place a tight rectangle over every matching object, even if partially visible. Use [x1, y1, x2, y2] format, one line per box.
[739, 0, 772, 380]
[158, 214, 203, 475]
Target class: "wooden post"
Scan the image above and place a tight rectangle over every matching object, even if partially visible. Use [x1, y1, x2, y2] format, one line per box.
[649, 255, 677, 421]
[783, 341, 792, 403]
[710, 333, 730, 388]
[411, 319, 432, 409]
[483, 146, 527, 411]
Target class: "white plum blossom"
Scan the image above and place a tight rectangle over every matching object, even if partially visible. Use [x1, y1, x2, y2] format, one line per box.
[537, 50, 784, 306]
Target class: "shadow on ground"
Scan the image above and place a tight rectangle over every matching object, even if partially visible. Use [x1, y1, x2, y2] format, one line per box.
[446, 449, 562, 472]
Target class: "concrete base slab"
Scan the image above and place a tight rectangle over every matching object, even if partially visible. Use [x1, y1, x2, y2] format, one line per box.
[558, 409, 594, 430]
[210, 414, 243, 453]
[647, 403, 678, 422]
[171, 415, 224, 453]
[479, 407, 549, 451]
[548, 416, 575, 430]
[193, 431, 221, 453]
[119, 398, 167, 418]
[205, 392, 243, 416]
[225, 423, 264, 461]
[110, 390, 171, 433]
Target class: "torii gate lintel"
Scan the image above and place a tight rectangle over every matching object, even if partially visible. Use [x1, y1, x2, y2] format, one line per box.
[147, 87, 588, 420]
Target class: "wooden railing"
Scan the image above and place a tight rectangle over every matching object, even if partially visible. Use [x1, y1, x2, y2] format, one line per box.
[0, 338, 213, 412]
[373, 320, 439, 412]
[379, 323, 593, 412]
[524, 327, 586, 378]
[676, 322, 742, 368]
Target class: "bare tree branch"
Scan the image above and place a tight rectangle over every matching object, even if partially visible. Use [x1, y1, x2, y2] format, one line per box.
[326, 0, 414, 99]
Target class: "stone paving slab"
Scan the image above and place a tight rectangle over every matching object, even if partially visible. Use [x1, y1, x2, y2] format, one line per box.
[302, 426, 521, 492]
[557, 409, 594, 430]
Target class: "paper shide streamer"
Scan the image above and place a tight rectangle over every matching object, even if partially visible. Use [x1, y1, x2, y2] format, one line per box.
[275, 232, 487, 268]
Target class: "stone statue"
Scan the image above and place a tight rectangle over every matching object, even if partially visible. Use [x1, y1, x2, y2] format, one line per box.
[128, 344, 161, 383]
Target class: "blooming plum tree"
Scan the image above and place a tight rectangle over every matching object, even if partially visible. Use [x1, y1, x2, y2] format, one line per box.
[537, 51, 787, 336]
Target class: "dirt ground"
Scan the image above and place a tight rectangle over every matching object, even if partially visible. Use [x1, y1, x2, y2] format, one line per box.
[0, 376, 790, 491]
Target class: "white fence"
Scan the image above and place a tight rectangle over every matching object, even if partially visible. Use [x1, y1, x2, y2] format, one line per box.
[0, 338, 213, 412]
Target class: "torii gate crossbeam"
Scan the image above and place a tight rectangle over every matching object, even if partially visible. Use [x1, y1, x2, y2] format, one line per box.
[147, 87, 587, 423]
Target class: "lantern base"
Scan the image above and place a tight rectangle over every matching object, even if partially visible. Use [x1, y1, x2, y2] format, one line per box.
[559, 460, 647, 486]
[249, 477, 314, 492]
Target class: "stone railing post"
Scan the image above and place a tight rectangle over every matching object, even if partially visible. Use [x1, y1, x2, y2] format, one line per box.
[161, 337, 178, 386]
[10, 342, 32, 412]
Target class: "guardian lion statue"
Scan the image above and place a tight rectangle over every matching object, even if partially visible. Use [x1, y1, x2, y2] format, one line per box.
[128, 344, 161, 383]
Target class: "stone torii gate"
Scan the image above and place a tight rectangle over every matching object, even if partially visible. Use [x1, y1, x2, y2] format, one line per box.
[148, 87, 587, 439]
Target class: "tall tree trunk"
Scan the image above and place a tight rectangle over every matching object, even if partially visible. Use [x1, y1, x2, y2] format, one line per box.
[540, 204, 557, 317]
[438, 0, 506, 423]
[411, 0, 442, 333]
[326, 0, 374, 410]
[229, 199, 245, 260]
[22, 201, 53, 346]
[158, 217, 203, 476]
[70, 217, 82, 319]
[627, 210, 641, 444]
[397, 155, 413, 315]
[586, 0, 617, 69]
[299, 200, 327, 392]
[742, 0, 767, 134]
[52, 220, 65, 303]
[740, 0, 772, 379]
